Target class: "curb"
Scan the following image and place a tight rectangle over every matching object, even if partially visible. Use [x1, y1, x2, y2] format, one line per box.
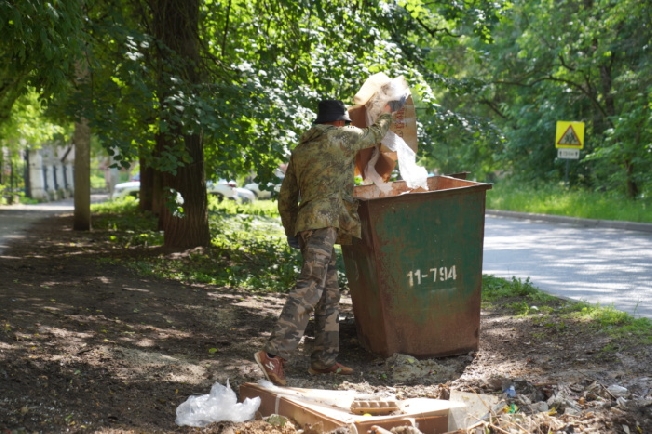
[486, 209, 652, 234]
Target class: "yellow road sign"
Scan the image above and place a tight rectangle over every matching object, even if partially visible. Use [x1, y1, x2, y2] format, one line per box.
[556, 121, 584, 149]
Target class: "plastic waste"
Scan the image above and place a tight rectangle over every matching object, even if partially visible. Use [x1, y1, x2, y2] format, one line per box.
[607, 384, 628, 397]
[175, 380, 261, 427]
[392, 131, 429, 191]
[502, 384, 517, 398]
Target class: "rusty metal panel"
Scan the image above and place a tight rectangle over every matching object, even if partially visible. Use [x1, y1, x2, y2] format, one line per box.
[342, 175, 492, 358]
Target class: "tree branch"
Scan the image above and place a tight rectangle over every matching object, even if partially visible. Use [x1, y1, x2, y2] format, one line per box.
[479, 98, 509, 119]
[413, 15, 460, 39]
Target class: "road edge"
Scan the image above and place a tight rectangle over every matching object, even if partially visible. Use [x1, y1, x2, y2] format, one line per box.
[486, 209, 652, 234]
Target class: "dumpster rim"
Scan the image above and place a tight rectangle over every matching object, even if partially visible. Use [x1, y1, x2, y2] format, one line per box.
[353, 175, 492, 203]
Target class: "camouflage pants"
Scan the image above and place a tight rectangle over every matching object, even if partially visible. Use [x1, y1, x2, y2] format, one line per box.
[264, 227, 340, 369]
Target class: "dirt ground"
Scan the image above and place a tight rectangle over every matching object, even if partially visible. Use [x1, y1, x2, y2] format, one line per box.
[1, 213, 651, 433]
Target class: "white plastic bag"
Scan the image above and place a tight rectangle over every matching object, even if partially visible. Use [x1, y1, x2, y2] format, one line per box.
[175, 380, 261, 427]
[393, 132, 429, 191]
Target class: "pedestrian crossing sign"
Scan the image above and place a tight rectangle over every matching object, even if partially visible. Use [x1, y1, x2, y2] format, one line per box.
[556, 121, 584, 149]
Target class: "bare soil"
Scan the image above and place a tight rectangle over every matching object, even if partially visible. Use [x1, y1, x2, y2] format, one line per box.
[1, 214, 651, 433]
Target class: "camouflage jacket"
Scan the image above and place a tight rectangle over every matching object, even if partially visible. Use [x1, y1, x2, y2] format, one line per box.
[278, 113, 393, 244]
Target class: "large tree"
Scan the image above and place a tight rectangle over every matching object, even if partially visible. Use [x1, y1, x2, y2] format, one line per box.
[150, 0, 209, 249]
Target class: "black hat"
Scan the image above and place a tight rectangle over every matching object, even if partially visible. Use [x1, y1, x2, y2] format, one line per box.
[314, 99, 352, 124]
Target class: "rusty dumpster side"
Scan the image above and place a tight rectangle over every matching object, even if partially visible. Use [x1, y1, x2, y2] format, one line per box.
[341, 175, 492, 358]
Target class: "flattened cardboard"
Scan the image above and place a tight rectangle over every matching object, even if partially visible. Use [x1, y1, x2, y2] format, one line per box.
[349, 94, 418, 182]
[386, 94, 417, 154]
[239, 382, 458, 434]
[448, 391, 501, 432]
[349, 105, 397, 182]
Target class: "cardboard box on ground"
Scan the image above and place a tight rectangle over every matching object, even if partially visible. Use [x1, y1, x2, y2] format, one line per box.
[348, 80, 419, 183]
[239, 382, 459, 434]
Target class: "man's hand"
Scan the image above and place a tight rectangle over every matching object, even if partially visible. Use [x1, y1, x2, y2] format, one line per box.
[287, 236, 300, 249]
[388, 94, 407, 112]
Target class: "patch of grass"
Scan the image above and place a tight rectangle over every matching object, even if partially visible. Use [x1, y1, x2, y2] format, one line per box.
[487, 181, 652, 223]
[92, 198, 320, 293]
[209, 196, 280, 218]
[19, 196, 41, 205]
[92, 198, 159, 232]
[561, 302, 652, 343]
[482, 275, 540, 302]
[483, 275, 652, 345]
[504, 300, 531, 316]
[205, 201, 300, 291]
[92, 199, 163, 248]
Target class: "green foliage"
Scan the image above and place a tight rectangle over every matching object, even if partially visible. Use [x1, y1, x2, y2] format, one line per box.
[0, 0, 84, 120]
[197, 0, 446, 182]
[0, 91, 68, 152]
[457, 0, 652, 196]
[487, 180, 652, 223]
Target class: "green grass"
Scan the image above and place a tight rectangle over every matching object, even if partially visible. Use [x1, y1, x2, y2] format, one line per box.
[93, 197, 162, 248]
[486, 181, 652, 223]
[482, 274, 652, 345]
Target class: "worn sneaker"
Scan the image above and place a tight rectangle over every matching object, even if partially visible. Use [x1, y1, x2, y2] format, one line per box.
[308, 362, 354, 376]
[254, 351, 286, 386]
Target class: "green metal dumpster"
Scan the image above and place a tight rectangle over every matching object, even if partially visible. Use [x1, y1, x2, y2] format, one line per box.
[341, 175, 492, 358]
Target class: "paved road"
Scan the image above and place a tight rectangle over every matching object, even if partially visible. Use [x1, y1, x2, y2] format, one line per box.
[0, 197, 104, 254]
[2, 200, 651, 318]
[483, 212, 652, 319]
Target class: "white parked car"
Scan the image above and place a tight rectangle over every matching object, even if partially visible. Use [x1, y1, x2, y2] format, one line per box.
[244, 170, 284, 199]
[206, 180, 237, 200]
[112, 180, 255, 203]
[111, 181, 141, 199]
[234, 187, 256, 204]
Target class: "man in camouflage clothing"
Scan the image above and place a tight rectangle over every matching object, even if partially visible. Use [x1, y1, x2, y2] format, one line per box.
[255, 99, 394, 386]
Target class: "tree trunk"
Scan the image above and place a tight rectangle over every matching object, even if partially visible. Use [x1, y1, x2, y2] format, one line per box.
[73, 117, 91, 231]
[158, 133, 209, 248]
[138, 154, 154, 212]
[152, 0, 209, 250]
[624, 160, 639, 199]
